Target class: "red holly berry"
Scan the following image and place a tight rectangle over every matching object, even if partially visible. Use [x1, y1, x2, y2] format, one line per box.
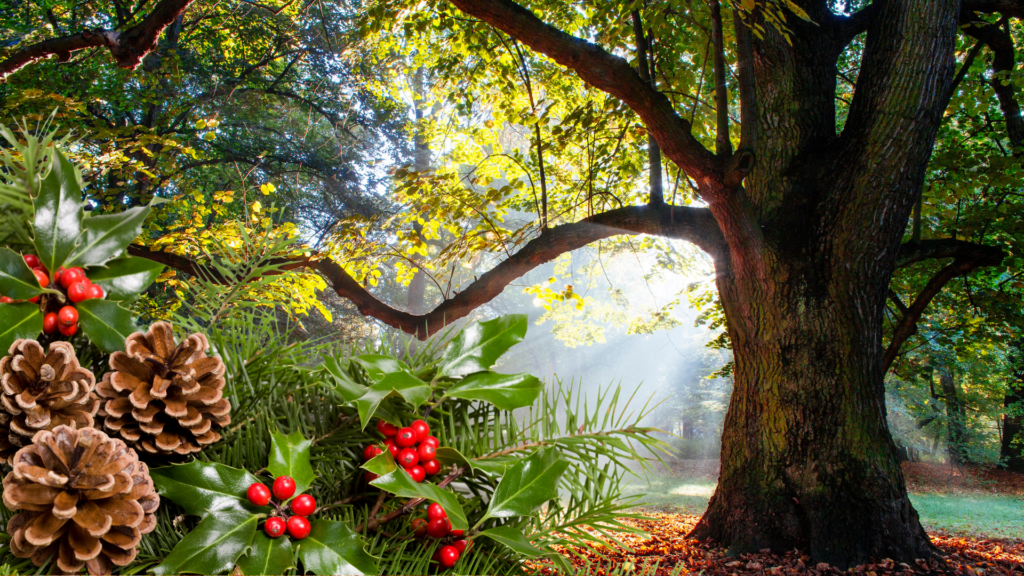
[384, 438, 400, 458]
[246, 483, 271, 506]
[86, 284, 104, 300]
[395, 427, 416, 448]
[23, 254, 40, 268]
[422, 435, 440, 448]
[54, 267, 65, 284]
[32, 269, 48, 288]
[408, 465, 425, 483]
[291, 494, 316, 516]
[272, 476, 296, 500]
[418, 442, 437, 461]
[452, 539, 467, 554]
[410, 419, 430, 442]
[67, 282, 89, 303]
[59, 268, 85, 289]
[58, 323, 77, 337]
[365, 472, 379, 483]
[287, 515, 311, 539]
[264, 516, 287, 538]
[0, 296, 12, 304]
[423, 459, 441, 476]
[57, 306, 78, 328]
[426, 517, 450, 539]
[427, 503, 447, 521]
[439, 545, 459, 568]
[29, 296, 39, 303]
[449, 529, 464, 537]
[43, 312, 58, 334]
[397, 447, 419, 469]
[411, 518, 428, 538]
[364, 444, 384, 461]
[376, 419, 399, 437]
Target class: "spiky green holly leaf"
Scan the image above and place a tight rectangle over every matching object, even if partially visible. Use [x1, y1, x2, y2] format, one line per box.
[266, 430, 314, 497]
[87, 256, 164, 302]
[476, 525, 546, 557]
[0, 248, 45, 300]
[151, 461, 262, 517]
[298, 520, 378, 576]
[442, 372, 542, 411]
[76, 299, 135, 352]
[0, 303, 42, 353]
[481, 447, 568, 521]
[354, 370, 431, 429]
[67, 205, 151, 267]
[322, 356, 367, 401]
[236, 533, 294, 576]
[151, 511, 258, 575]
[32, 150, 82, 273]
[438, 314, 527, 377]
[370, 469, 468, 530]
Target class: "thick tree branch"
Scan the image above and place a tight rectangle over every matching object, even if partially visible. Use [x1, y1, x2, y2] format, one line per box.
[884, 242, 1005, 370]
[710, 0, 732, 157]
[631, 10, 664, 205]
[962, 0, 1024, 18]
[896, 238, 1005, 269]
[0, 0, 193, 81]
[131, 205, 723, 338]
[444, 0, 730, 190]
[963, 19, 1024, 150]
[733, 11, 757, 154]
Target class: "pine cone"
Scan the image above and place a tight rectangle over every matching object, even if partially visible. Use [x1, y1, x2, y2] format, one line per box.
[3, 425, 160, 575]
[0, 340, 100, 464]
[96, 322, 230, 455]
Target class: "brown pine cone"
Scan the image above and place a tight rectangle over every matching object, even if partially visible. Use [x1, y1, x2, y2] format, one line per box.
[3, 425, 160, 575]
[96, 322, 230, 455]
[0, 340, 101, 464]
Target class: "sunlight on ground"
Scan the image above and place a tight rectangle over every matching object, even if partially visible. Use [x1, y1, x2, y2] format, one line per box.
[668, 483, 716, 497]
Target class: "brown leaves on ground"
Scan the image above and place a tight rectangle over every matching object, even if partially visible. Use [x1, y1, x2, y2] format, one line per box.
[537, 512, 1024, 575]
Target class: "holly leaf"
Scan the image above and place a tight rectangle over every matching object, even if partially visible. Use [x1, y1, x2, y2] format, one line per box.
[352, 354, 407, 380]
[434, 446, 476, 474]
[150, 461, 261, 517]
[298, 520, 378, 576]
[266, 430, 314, 497]
[362, 450, 398, 476]
[0, 304, 42, 353]
[151, 511, 258, 575]
[67, 205, 151, 267]
[438, 314, 527, 377]
[481, 448, 568, 521]
[0, 248, 45, 300]
[442, 372, 542, 411]
[354, 370, 431, 429]
[236, 533, 293, 576]
[471, 456, 516, 476]
[370, 469, 468, 530]
[476, 525, 546, 557]
[87, 256, 164, 301]
[322, 356, 367, 402]
[32, 150, 82, 273]
[76, 299, 136, 352]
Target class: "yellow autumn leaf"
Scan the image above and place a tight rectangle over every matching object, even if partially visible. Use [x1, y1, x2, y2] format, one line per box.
[260, 183, 276, 195]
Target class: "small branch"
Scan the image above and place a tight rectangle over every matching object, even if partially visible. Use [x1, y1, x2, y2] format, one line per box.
[963, 18, 1023, 151]
[733, 9, 757, 153]
[949, 37, 985, 98]
[356, 466, 467, 533]
[710, 0, 732, 156]
[0, 0, 194, 81]
[632, 10, 663, 205]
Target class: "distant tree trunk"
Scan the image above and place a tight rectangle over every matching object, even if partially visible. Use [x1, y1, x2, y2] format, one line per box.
[1001, 347, 1024, 472]
[939, 368, 969, 466]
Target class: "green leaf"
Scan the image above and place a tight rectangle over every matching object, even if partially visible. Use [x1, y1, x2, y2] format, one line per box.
[32, 150, 82, 273]
[476, 526, 546, 557]
[443, 372, 542, 411]
[471, 456, 516, 476]
[150, 461, 261, 517]
[482, 448, 569, 521]
[298, 520, 378, 576]
[236, 533, 293, 576]
[439, 314, 527, 377]
[152, 511, 258, 575]
[0, 248, 44, 300]
[434, 446, 475, 474]
[86, 256, 164, 301]
[67, 206, 151, 267]
[354, 370, 431, 429]
[362, 451, 398, 476]
[75, 299, 136, 353]
[267, 430, 314, 497]
[352, 354, 407, 379]
[322, 356, 367, 401]
[370, 470, 468, 530]
[0, 304, 42, 353]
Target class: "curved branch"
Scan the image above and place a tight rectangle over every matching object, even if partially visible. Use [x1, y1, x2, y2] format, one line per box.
[884, 243, 1005, 370]
[130, 204, 723, 338]
[443, 0, 730, 190]
[962, 0, 1024, 18]
[963, 19, 1024, 151]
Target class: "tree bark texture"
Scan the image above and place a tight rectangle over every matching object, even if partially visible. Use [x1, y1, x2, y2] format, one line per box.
[939, 368, 969, 465]
[1001, 345, 1024, 472]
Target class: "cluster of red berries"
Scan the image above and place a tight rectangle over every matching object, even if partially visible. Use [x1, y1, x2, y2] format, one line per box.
[364, 418, 443, 483]
[0, 254, 105, 337]
[409, 504, 466, 568]
[246, 475, 317, 540]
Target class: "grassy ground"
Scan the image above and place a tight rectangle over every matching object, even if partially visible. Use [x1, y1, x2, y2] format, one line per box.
[622, 461, 1024, 540]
